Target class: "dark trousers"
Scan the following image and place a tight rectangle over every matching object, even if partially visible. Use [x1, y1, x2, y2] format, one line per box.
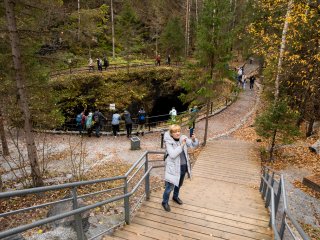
[126, 123, 132, 137]
[87, 127, 93, 137]
[95, 124, 101, 137]
[112, 124, 120, 136]
[162, 165, 187, 204]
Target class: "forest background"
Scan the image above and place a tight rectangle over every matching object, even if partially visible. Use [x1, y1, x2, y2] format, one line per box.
[0, 0, 319, 237]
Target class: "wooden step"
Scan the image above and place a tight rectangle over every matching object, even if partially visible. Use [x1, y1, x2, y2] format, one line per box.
[140, 203, 271, 238]
[149, 196, 270, 221]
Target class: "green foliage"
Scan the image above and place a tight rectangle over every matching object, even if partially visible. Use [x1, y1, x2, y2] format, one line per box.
[116, 1, 144, 59]
[160, 17, 185, 60]
[52, 68, 182, 120]
[180, 0, 234, 107]
[196, 0, 233, 70]
[255, 100, 300, 144]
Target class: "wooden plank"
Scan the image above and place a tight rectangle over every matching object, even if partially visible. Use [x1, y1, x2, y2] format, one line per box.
[139, 204, 272, 238]
[150, 191, 267, 214]
[192, 170, 260, 181]
[102, 235, 126, 240]
[144, 200, 269, 228]
[132, 216, 227, 240]
[123, 221, 197, 240]
[148, 197, 270, 224]
[133, 213, 270, 240]
[114, 228, 158, 240]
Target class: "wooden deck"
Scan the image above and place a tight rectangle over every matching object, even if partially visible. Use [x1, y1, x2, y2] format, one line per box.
[103, 138, 273, 240]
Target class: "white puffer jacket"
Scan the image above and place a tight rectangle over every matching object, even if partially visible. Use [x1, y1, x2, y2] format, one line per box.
[163, 131, 199, 187]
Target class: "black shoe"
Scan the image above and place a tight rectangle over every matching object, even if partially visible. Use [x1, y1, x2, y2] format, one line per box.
[172, 197, 183, 205]
[162, 202, 171, 212]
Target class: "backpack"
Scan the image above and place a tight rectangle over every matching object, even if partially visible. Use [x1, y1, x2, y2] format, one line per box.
[93, 113, 99, 123]
[76, 114, 82, 124]
[139, 114, 145, 121]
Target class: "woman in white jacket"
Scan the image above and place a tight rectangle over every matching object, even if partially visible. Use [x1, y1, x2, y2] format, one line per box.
[162, 124, 199, 212]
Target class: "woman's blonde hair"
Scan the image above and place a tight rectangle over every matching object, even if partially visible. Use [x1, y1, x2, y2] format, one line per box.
[169, 124, 181, 134]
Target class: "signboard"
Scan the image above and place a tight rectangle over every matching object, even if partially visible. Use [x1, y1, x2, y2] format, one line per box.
[109, 103, 116, 110]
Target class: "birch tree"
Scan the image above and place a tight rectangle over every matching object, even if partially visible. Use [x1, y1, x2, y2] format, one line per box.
[274, 0, 294, 102]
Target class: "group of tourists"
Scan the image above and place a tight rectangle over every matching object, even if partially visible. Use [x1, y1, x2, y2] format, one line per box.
[236, 66, 256, 90]
[76, 109, 107, 137]
[88, 56, 109, 72]
[75, 107, 147, 138]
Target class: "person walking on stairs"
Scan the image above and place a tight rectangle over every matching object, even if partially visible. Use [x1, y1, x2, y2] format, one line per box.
[162, 124, 199, 212]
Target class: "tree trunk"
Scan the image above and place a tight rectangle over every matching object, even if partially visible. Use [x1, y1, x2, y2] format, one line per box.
[77, 0, 80, 41]
[274, 0, 294, 102]
[185, 0, 190, 57]
[111, 0, 115, 59]
[4, 0, 44, 187]
[195, 0, 198, 24]
[0, 174, 3, 191]
[0, 107, 9, 156]
[269, 129, 277, 161]
[306, 119, 315, 137]
[203, 100, 210, 146]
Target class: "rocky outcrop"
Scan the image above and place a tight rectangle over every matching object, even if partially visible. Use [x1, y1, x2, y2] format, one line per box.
[309, 139, 320, 154]
[47, 195, 90, 232]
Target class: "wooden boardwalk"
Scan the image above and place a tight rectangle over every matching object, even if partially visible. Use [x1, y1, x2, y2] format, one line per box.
[104, 138, 272, 240]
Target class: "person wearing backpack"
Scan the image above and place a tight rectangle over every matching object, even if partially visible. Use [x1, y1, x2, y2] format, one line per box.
[136, 107, 146, 136]
[93, 109, 106, 137]
[249, 75, 256, 90]
[76, 111, 85, 134]
[111, 110, 121, 137]
[123, 110, 133, 138]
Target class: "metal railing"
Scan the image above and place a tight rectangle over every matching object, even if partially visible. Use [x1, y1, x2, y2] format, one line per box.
[0, 151, 165, 240]
[39, 93, 238, 135]
[260, 166, 310, 240]
[50, 61, 183, 78]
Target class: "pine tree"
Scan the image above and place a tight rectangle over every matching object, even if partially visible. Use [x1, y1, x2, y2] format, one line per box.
[160, 17, 185, 62]
[193, 0, 233, 145]
[116, 1, 142, 72]
[255, 100, 300, 161]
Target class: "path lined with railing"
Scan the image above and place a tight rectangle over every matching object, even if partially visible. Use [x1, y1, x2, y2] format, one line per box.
[103, 138, 272, 240]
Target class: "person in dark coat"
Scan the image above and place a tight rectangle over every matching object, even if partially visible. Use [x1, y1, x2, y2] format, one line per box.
[93, 109, 106, 137]
[103, 56, 109, 70]
[249, 75, 256, 90]
[136, 107, 146, 136]
[123, 110, 133, 138]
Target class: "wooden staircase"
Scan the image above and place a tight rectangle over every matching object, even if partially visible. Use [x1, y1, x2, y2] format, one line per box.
[103, 138, 273, 240]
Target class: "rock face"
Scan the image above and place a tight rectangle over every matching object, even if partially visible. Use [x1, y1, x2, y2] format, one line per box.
[309, 139, 320, 154]
[47, 195, 90, 232]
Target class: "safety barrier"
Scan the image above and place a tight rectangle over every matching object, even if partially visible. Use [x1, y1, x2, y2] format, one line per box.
[0, 151, 165, 240]
[260, 166, 310, 240]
